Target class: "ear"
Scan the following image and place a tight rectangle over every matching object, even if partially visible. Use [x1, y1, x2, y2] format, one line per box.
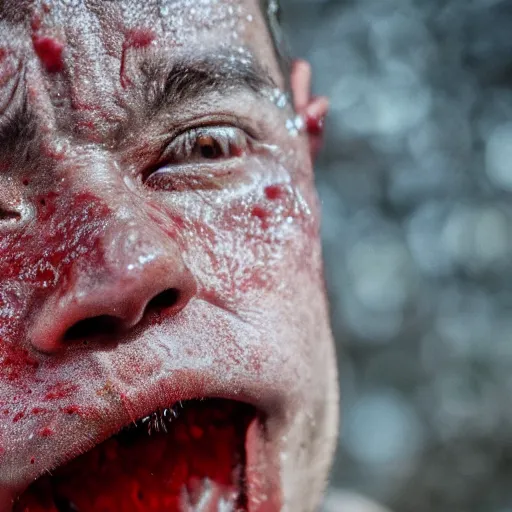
[291, 59, 329, 160]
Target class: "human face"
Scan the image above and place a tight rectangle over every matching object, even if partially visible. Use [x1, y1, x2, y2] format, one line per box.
[0, 1, 338, 511]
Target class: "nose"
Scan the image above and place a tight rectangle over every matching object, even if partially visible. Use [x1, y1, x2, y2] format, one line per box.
[29, 221, 196, 354]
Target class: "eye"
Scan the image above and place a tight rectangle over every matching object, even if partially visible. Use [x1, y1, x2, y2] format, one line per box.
[162, 126, 249, 165]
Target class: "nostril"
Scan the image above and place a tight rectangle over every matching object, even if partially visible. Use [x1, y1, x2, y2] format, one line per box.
[63, 315, 121, 342]
[62, 290, 182, 344]
[146, 288, 181, 312]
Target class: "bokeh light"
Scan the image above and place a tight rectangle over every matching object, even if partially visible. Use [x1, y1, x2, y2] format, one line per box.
[281, 0, 512, 510]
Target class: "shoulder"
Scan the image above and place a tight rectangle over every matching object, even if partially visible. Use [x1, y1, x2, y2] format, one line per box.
[322, 490, 392, 512]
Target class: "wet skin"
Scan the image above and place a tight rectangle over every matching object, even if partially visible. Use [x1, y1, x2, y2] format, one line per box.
[0, 0, 338, 510]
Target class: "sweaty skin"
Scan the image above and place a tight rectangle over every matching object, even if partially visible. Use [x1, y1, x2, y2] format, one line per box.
[0, 1, 338, 511]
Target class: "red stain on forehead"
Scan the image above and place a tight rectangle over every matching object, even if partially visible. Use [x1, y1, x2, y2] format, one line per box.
[120, 28, 156, 88]
[32, 35, 65, 73]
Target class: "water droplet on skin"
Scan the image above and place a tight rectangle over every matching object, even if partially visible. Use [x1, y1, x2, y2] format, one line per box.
[246, 14, 253, 22]
[268, 88, 289, 110]
[276, 95, 287, 109]
[285, 115, 305, 136]
[286, 119, 297, 136]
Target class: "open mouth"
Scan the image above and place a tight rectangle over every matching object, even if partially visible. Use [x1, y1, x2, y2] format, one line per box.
[14, 399, 261, 512]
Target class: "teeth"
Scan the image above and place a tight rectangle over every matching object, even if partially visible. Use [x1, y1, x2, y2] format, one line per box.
[127, 404, 182, 435]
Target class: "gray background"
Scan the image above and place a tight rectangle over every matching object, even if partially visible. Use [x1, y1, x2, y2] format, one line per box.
[280, 1, 512, 511]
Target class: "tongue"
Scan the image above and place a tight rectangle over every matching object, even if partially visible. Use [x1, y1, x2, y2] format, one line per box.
[16, 400, 255, 512]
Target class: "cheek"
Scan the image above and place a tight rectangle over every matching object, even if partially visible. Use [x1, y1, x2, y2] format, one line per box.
[155, 164, 320, 308]
[0, 191, 110, 388]
[0, 191, 109, 288]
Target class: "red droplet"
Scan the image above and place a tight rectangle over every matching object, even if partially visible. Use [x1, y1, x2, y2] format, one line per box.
[32, 35, 64, 73]
[62, 405, 81, 415]
[13, 411, 25, 423]
[30, 457, 35, 464]
[251, 206, 268, 220]
[264, 185, 284, 201]
[306, 112, 325, 137]
[39, 426, 54, 437]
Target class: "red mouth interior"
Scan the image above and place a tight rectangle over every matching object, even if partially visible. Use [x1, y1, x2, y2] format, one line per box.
[15, 399, 257, 512]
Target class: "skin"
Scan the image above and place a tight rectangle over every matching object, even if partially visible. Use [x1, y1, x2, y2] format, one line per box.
[0, 0, 338, 510]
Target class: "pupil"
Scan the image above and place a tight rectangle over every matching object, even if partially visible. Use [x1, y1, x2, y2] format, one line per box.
[198, 136, 220, 159]
[201, 144, 216, 159]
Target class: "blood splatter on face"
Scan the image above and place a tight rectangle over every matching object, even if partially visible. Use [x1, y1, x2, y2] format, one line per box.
[0, 1, 337, 511]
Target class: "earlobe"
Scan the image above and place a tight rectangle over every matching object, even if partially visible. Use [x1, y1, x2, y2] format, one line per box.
[290, 59, 329, 159]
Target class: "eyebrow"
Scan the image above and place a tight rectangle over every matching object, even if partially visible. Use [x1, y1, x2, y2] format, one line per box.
[0, 97, 38, 157]
[139, 52, 277, 114]
[0, 53, 278, 153]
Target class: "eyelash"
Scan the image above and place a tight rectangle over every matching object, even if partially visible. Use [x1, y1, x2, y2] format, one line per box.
[142, 125, 251, 191]
[161, 125, 249, 165]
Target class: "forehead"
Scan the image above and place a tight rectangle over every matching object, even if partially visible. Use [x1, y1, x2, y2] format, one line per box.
[1, 0, 279, 71]
[0, 0, 282, 93]
[0, 0, 284, 144]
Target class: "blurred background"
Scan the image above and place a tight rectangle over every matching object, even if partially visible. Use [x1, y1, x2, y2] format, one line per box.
[279, 0, 512, 511]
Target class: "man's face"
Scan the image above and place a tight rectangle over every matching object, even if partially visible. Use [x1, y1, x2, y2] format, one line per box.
[0, 1, 338, 510]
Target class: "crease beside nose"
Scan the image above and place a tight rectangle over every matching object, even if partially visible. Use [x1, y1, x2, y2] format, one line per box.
[28, 223, 196, 354]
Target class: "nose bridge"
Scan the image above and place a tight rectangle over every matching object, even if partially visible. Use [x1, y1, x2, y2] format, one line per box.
[99, 214, 190, 315]
[73, 214, 187, 322]
[104, 215, 172, 277]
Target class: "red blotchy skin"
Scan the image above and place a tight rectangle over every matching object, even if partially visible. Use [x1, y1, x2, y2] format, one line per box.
[0, 192, 109, 290]
[120, 28, 156, 88]
[44, 383, 79, 401]
[0, 346, 39, 382]
[32, 36, 64, 73]
[0, 191, 110, 389]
